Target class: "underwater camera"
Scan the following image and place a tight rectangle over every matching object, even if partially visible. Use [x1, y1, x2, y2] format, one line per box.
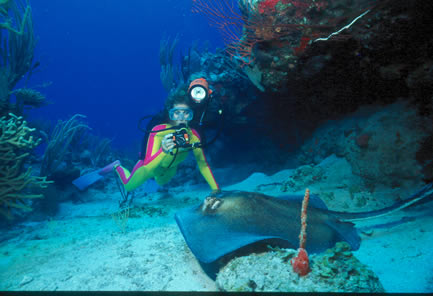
[172, 128, 190, 148]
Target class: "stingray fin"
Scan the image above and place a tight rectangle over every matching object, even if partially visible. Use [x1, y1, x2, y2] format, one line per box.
[175, 206, 279, 263]
[359, 216, 416, 232]
[329, 219, 361, 251]
[329, 183, 433, 222]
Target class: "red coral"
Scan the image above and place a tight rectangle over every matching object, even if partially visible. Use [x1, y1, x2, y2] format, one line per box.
[293, 36, 311, 56]
[314, 0, 328, 11]
[291, 188, 311, 276]
[258, 0, 319, 18]
[258, 0, 281, 14]
[192, 0, 342, 66]
[291, 248, 310, 276]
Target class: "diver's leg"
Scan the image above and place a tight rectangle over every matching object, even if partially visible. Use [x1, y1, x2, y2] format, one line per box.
[115, 159, 148, 184]
[154, 167, 178, 186]
[115, 164, 132, 184]
[115, 160, 153, 192]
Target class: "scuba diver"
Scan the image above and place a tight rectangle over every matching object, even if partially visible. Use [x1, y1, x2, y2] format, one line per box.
[113, 78, 221, 204]
[72, 78, 222, 205]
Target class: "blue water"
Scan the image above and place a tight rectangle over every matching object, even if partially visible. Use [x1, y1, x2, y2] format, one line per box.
[28, 0, 223, 150]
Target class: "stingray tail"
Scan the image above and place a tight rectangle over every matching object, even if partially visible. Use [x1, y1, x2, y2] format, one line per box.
[329, 183, 433, 222]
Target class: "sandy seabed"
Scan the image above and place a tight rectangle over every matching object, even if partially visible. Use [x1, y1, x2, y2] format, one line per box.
[0, 169, 432, 292]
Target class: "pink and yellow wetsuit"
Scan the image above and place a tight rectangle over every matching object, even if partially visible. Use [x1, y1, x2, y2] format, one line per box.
[115, 124, 219, 192]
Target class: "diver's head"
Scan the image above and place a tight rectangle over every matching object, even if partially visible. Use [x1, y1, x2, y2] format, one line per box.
[169, 103, 194, 125]
[165, 95, 194, 126]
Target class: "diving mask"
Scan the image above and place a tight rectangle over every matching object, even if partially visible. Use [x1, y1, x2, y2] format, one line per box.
[169, 107, 194, 121]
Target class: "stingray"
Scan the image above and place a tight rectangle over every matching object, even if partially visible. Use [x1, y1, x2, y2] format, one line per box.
[175, 183, 433, 266]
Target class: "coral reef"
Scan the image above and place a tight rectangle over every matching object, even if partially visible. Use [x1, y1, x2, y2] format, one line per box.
[215, 242, 384, 292]
[192, 0, 360, 68]
[295, 102, 428, 197]
[11, 88, 48, 114]
[0, 0, 43, 117]
[281, 155, 373, 211]
[188, 0, 433, 177]
[281, 164, 325, 191]
[78, 135, 113, 168]
[40, 114, 90, 177]
[159, 34, 182, 94]
[193, 0, 373, 85]
[0, 113, 51, 219]
[159, 35, 206, 96]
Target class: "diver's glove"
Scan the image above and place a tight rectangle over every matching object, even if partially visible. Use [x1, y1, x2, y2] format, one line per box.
[162, 134, 175, 153]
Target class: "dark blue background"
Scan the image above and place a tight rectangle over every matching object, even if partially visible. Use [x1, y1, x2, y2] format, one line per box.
[28, 0, 223, 151]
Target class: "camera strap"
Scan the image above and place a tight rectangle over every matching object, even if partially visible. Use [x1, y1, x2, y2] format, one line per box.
[167, 147, 179, 170]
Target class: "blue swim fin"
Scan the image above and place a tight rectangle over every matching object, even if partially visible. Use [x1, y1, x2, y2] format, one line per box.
[72, 160, 120, 191]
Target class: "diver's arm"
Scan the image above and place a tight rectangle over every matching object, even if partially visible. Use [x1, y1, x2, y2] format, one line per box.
[193, 147, 219, 190]
[191, 129, 220, 190]
[145, 124, 172, 160]
[116, 124, 170, 192]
